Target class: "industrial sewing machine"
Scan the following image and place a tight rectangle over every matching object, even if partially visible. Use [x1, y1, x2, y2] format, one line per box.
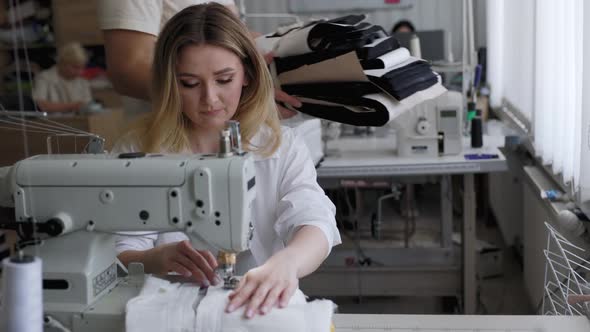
[0, 125, 256, 331]
[393, 90, 463, 158]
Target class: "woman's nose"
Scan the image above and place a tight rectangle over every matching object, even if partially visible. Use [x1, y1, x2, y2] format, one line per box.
[202, 83, 220, 107]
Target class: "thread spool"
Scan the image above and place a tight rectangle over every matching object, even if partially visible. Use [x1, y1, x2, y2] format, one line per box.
[409, 34, 422, 58]
[0, 255, 43, 332]
[470, 109, 483, 148]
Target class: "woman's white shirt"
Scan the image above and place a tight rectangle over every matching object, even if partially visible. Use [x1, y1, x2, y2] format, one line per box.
[112, 127, 341, 273]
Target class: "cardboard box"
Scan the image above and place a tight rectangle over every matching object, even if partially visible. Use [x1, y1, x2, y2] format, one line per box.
[453, 233, 504, 279]
[52, 0, 103, 46]
[0, 0, 7, 26]
[477, 95, 489, 121]
[0, 109, 126, 166]
[92, 88, 123, 108]
[478, 244, 504, 279]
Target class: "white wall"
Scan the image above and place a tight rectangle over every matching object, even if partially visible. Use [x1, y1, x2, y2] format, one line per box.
[239, 0, 487, 62]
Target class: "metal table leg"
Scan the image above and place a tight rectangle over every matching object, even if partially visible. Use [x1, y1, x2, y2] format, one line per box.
[463, 173, 476, 313]
[440, 175, 453, 249]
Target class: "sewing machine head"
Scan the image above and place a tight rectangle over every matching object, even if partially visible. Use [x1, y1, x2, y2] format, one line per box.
[10, 150, 256, 253]
[393, 91, 463, 158]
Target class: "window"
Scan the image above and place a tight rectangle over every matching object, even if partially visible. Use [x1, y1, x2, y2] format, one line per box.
[487, 0, 583, 192]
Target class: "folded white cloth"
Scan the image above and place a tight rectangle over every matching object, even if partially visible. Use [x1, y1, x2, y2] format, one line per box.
[126, 276, 203, 332]
[363, 47, 410, 70]
[126, 276, 335, 332]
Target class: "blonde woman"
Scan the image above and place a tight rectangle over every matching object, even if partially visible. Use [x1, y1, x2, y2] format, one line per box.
[113, 3, 341, 319]
[32, 42, 92, 113]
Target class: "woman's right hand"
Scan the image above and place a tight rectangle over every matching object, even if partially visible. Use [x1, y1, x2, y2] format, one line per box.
[144, 240, 220, 286]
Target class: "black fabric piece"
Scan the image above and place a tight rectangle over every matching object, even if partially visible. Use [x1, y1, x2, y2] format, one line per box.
[306, 23, 358, 49]
[356, 36, 401, 60]
[312, 25, 386, 51]
[274, 38, 401, 74]
[381, 60, 431, 79]
[368, 72, 438, 100]
[296, 101, 389, 127]
[281, 82, 381, 99]
[274, 49, 353, 74]
[360, 49, 421, 70]
[325, 14, 366, 26]
[361, 57, 389, 70]
[344, 25, 386, 40]
[369, 63, 434, 91]
[270, 15, 366, 38]
[297, 94, 393, 126]
[0, 248, 9, 261]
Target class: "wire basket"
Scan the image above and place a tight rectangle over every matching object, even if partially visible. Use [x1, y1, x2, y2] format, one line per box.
[542, 222, 590, 316]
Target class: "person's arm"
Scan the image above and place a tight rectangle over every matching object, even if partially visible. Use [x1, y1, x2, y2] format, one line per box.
[103, 29, 155, 100]
[117, 241, 220, 286]
[226, 225, 328, 318]
[226, 132, 340, 318]
[35, 100, 83, 113]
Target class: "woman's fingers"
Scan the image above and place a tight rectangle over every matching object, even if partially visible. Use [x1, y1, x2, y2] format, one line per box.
[263, 52, 274, 64]
[244, 283, 273, 318]
[226, 277, 258, 313]
[177, 242, 217, 283]
[168, 261, 191, 278]
[275, 89, 302, 108]
[279, 282, 298, 308]
[259, 283, 284, 315]
[199, 250, 218, 270]
[173, 254, 209, 285]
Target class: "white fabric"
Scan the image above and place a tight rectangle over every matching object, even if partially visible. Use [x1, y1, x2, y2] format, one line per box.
[272, 20, 368, 58]
[273, 25, 315, 58]
[126, 276, 335, 332]
[126, 276, 203, 331]
[363, 56, 420, 77]
[98, 0, 236, 119]
[366, 47, 410, 70]
[98, 0, 235, 36]
[295, 80, 446, 125]
[113, 127, 341, 274]
[31, 67, 92, 104]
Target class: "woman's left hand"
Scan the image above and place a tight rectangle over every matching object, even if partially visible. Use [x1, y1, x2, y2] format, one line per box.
[225, 251, 298, 319]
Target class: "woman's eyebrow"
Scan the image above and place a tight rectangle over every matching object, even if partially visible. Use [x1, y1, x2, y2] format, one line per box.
[177, 68, 235, 77]
[213, 68, 235, 75]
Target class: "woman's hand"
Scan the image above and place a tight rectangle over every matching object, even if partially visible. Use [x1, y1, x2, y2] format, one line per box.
[225, 251, 298, 318]
[144, 240, 220, 286]
[262, 52, 302, 119]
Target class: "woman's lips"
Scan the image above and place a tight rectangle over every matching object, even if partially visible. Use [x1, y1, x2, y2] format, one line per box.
[202, 109, 223, 116]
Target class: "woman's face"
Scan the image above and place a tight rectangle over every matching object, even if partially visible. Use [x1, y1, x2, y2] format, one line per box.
[176, 44, 248, 131]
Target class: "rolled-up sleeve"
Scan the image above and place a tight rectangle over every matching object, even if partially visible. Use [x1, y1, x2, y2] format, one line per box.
[273, 131, 341, 256]
[98, 0, 162, 36]
[111, 134, 158, 253]
[115, 233, 158, 253]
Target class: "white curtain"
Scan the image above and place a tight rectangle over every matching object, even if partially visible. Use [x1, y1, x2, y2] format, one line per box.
[487, 0, 584, 187]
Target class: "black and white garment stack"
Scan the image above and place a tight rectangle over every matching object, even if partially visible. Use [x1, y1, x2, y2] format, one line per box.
[0, 231, 8, 266]
[0, 166, 13, 270]
[259, 14, 446, 126]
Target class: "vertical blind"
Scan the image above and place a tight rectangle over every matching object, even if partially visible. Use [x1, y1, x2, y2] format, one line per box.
[487, 0, 584, 187]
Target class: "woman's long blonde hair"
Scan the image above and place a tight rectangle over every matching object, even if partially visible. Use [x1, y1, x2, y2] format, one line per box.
[136, 3, 281, 155]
